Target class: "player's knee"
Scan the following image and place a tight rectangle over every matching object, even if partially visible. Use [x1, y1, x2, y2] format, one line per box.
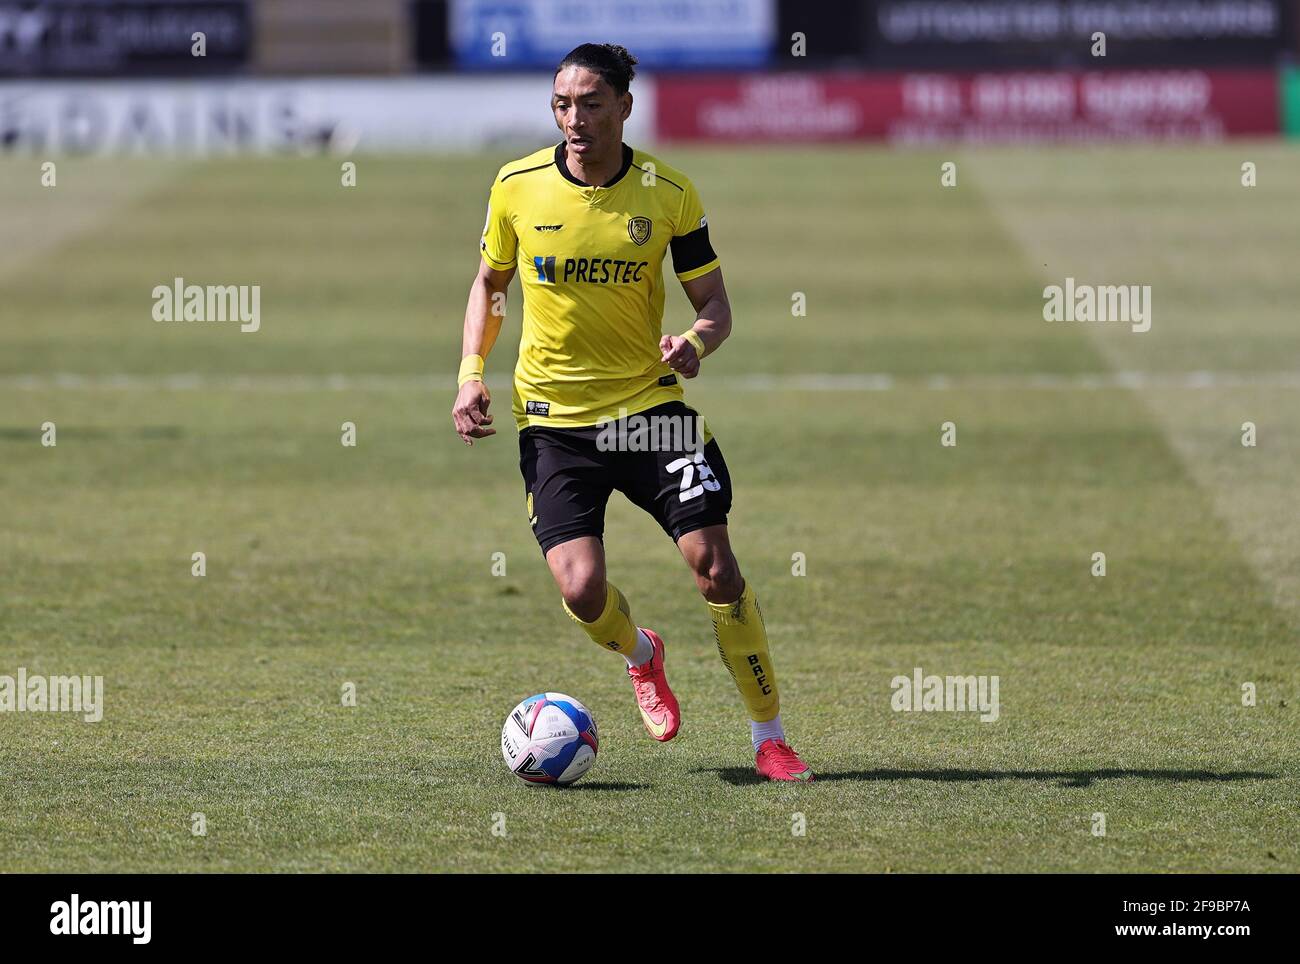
[695, 552, 743, 604]
[558, 569, 606, 622]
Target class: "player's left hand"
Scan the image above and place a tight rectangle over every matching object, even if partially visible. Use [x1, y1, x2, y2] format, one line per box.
[660, 334, 701, 379]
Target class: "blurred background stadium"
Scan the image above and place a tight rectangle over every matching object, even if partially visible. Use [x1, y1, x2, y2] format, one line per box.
[2, 1, 1298, 873]
[1, 0, 1297, 150]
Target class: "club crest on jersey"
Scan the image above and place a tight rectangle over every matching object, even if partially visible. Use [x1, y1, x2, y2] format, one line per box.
[627, 216, 652, 246]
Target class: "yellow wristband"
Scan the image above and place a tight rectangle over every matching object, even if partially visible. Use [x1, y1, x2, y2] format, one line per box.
[457, 354, 485, 386]
[680, 329, 707, 360]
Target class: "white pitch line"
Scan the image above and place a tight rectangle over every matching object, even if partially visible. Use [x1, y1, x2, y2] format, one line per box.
[1, 372, 1298, 392]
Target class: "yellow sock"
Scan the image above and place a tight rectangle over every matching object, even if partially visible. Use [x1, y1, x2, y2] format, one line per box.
[564, 582, 638, 657]
[707, 583, 780, 722]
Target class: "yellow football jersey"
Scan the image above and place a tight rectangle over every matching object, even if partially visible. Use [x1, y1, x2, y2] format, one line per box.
[479, 142, 721, 430]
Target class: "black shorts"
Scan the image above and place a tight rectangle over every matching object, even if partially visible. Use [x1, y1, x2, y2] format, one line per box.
[519, 401, 733, 556]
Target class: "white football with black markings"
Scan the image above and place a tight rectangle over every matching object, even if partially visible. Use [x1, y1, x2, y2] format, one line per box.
[500, 692, 598, 786]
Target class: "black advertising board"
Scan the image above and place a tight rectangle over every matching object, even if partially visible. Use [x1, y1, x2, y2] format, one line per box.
[865, 0, 1287, 68]
[0, 1, 250, 77]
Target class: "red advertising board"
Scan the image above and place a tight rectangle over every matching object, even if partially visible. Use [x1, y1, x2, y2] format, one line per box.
[655, 70, 1278, 143]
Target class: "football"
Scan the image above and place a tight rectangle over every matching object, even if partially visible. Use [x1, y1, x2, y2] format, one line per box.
[500, 692, 599, 786]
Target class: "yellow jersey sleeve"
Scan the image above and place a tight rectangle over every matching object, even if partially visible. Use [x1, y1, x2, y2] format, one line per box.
[670, 178, 720, 283]
[480, 177, 517, 270]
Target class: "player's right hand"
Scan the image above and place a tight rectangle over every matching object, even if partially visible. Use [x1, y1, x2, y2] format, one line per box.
[452, 380, 496, 445]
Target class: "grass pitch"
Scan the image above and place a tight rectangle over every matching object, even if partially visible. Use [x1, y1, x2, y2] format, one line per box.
[1, 144, 1297, 872]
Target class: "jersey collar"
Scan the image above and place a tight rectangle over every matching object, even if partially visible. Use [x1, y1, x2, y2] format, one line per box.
[553, 142, 634, 189]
